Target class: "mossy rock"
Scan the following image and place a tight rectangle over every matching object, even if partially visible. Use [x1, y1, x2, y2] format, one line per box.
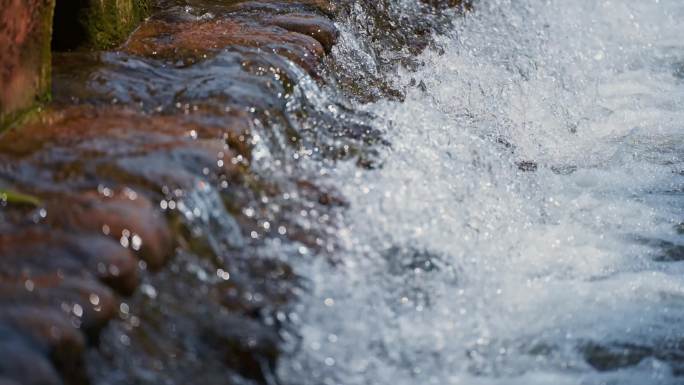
[0, 0, 55, 131]
[53, 0, 151, 51]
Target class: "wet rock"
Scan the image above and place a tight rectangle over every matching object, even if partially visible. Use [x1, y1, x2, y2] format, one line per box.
[580, 340, 684, 375]
[0, 276, 119, 338]
[200, 313, 281, 383]
[421, 0, 470, 8]
[50, 48, 375, 165]
[0, 106, 251, 194]
[326, 0, 467, 102]
[296, 180, 348, 208]
[124, 17, 325, 71]
[582, 342, 652, 371]
[2, 307, 85, 354]
[1, 307, 87, 384]
[632, 236, 684, 262]
[0, 0, 54, 129]
[675, 223, 684, 235]
[516, 160, 538, 172]
[267, 13, 338, 53]
[46, 190, 172, 270]
[654, 241, 684, 262]
[50, 28, 378, 163]
[86, 244, 299, 384]
[674, 63, 684, 80]
[0, 229, 139, 295]
[0, 1, 355, 384]
[0, 324, 63, 385]
[52, 0, 151, 50]
[52, 50, 293, 123]
[217, 257, 296, 315]
[177, 0, 337, 16]
[266, 0, 336, 15]
[287, 0, 336, 15]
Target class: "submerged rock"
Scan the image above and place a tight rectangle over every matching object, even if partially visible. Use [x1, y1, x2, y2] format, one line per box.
[581, 340, 684, 375]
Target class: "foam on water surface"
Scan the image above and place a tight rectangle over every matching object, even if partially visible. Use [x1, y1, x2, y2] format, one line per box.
[278, 0, 684, 384]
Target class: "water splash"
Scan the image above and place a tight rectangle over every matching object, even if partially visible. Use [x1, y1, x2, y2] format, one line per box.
[175, 179, 245, 254]
[280, 0, 684, 384]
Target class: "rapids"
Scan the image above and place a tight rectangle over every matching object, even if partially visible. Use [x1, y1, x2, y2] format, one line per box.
[278, 0, 684, 384]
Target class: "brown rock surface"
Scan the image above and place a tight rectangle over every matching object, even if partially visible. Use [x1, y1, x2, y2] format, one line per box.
[51, 0, 151, 50]
[0, 276, 119, 336]
[46, 190, 172, 270]
[0, 229, 140, 295]
[0, 1, 351, 384]
[0, 106, 251, 191]
[0, 0, 54, 129]
[124, 17, 325, 71]
[268, 13, 338, 53]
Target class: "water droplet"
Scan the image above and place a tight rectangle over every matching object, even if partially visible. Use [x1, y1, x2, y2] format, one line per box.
[73, 304, 83, 318]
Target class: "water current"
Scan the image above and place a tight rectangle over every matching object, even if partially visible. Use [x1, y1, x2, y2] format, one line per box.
[277, 1, 684, 384]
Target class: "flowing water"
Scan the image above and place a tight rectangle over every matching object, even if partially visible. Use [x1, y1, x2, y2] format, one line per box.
[277, 0, 684, 384]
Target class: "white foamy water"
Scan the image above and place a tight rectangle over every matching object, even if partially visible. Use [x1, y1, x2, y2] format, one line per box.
[279, 0, 684, 384]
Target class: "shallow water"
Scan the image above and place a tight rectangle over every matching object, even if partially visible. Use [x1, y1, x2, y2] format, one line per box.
[278, 0, 684, 384]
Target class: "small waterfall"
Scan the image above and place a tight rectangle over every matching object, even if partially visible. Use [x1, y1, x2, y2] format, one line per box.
[279, 1, 684, 384]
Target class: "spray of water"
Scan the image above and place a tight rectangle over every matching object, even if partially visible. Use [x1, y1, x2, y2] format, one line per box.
[278, 0, 684, 384]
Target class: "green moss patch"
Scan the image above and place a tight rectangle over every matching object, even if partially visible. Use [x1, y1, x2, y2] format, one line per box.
[53, 0, 151, 50]
[0, 189, 42, 207]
